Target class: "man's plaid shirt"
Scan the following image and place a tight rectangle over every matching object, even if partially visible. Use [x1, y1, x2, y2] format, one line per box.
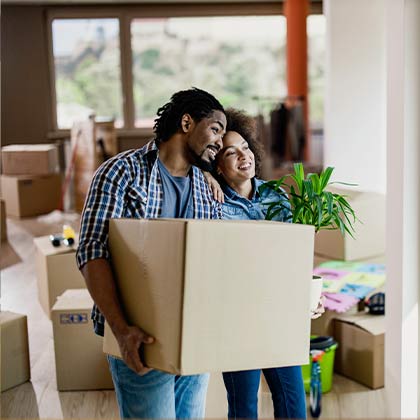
[76, 140, 222, 335]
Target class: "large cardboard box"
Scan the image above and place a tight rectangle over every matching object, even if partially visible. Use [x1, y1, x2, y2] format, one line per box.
[71, 118, 117, 212]
[52, 289, 113, 391]
[0, 311, 31, 392]
[103, 218, 315, 375]
[1, 144, 59, 175]
[1, 174, 61, 218]
[34, 235, 86, 317]
[1, 199, 7, 241]
[314, 187, 385, 261]
[333, 313, 384, 389]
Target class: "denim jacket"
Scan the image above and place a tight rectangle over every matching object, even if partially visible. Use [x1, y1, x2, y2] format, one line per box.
[221, 178, 292, 222]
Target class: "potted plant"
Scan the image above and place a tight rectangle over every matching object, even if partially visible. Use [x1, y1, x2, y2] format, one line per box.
[259, 162, 359, 312]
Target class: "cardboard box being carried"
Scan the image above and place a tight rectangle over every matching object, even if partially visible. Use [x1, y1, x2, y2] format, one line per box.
[333, 313, 384, 389]
[34, 235, 86, 318]
[103, 218, 315, 375]
[1, 144, 59, 175]
[0, 311, 31, 392]
[52, 289, 113, 391]
[314, 187, 385, 261]
[1, 174, 61, 218]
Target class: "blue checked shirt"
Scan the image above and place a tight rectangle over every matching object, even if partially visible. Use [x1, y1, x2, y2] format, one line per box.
[76, 140, 222, 335]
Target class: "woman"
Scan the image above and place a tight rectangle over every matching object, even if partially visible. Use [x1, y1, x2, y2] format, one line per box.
[207, 108, 318, 419]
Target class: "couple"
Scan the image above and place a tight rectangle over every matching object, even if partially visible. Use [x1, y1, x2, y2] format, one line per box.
[77, 88, 315, 420]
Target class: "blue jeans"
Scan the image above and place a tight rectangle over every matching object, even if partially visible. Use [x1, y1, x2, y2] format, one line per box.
[222, 366, 306, 419]
[108, 356, 209, 419]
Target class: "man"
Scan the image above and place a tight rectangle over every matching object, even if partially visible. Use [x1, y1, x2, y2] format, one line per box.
[76, 88, 226, 419]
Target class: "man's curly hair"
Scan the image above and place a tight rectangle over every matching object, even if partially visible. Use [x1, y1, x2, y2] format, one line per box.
[153, 87, 224, 144]
[223, 108, 264, 177]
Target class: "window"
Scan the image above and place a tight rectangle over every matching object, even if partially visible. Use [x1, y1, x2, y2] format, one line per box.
[131, 16, 286, 127]
[307, 15, 326, 130]
[49, 9, 324, 133]
[52, 18, 123, 129]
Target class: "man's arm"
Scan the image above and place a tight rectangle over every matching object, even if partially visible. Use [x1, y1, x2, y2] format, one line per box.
[76, 156, 153, 374]
[81, 258, 154, 374]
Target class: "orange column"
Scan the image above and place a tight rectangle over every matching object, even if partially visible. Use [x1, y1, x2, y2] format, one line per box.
[284, 0, 310, 161]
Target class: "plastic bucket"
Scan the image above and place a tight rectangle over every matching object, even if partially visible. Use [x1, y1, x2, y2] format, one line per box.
[301, 336, 338, 393]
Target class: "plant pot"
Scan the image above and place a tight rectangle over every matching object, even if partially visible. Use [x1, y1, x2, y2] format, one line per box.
[310, 275, 323, 312]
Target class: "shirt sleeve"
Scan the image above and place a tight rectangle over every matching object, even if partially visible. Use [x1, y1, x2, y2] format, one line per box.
[212, 200, 223, 220]
[76, 157, 132, 269]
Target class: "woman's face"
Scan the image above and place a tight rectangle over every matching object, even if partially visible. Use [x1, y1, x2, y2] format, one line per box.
[217, 131, 255, 184]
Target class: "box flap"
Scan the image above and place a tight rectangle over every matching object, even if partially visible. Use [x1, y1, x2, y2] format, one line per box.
[34, 235, 79, 257]
[52, 289, 93, 310]
[334, 312, 385, 335]
[0, 311, 26, 326]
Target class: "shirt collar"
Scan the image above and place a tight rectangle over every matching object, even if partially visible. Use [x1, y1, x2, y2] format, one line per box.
[222, 177, 259, 201]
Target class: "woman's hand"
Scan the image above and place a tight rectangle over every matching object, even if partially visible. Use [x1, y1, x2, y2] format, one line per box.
[311, 295, 326, 319]
[203, 171, 224, 203]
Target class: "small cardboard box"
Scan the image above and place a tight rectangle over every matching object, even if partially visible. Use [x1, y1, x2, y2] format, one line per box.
[0, 311, 31, 392]
[1, 144, 59, 175]
[0, 174, 61, 218]
[1, 199, 7, 242]
[333, 313, 384, 389]
[51, 289, 114, 391]
[103, 218, 315, 375]
[34, 235, 86, 318]
[314, 187, 385, 261]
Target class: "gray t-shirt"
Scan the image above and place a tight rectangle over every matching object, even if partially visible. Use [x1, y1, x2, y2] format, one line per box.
[158, 158, 194, 218]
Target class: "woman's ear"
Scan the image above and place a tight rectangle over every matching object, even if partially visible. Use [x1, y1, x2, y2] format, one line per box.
[181, 114, 193, 133]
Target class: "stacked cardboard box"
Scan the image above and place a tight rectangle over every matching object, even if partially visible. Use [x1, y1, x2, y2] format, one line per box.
[0, 144, 61, 218]
[52, 289, 114, 391]
[0, 311, 31, 392]
[103, 218, 315, 374]
[71, 117, 117, 212]
[34, 235, 86, 318]
[314, 187, 385, 261]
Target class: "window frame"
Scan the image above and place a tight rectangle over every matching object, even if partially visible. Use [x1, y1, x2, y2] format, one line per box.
[47, 2, 322, 137]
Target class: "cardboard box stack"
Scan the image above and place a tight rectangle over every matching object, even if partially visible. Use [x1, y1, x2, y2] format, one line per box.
[0, 144, 61, 218]
[103, 218, 315, 374]
[314, 187, 385, 261]
[34, 235, 86, 318]
[71, 117, 117, 212]
[0, 311, 31, 392]
[51, 289, 113, 391]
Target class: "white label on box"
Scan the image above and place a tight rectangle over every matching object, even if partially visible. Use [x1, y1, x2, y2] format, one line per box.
[60, 313, 88, 324]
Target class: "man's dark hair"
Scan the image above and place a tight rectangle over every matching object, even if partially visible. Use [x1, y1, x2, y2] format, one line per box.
[153, 87, 225, 144]
[222, 108, 264, 177]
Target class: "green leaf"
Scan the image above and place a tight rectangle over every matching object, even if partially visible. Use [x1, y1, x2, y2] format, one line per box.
[320, 167, 334, 191]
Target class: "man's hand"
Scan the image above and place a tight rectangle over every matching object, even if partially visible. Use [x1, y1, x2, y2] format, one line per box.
[311, 295, 326, 319]
[116, 325, 155, 375]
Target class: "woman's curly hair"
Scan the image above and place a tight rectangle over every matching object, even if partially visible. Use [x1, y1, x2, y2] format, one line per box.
[223, 108, 264, 177]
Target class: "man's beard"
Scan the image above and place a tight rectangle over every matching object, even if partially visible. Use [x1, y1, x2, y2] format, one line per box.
[188, 147, 216, 172]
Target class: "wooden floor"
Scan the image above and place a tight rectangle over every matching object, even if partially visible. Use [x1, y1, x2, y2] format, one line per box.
[1, 212, 388, 419]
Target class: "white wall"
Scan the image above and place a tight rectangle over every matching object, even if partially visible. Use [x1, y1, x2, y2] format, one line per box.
[324, 0, 386, 193]
[386, 0, 420, 417]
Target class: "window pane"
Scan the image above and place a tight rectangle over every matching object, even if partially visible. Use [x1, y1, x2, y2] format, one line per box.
[131, 16, 286, 127]
[52, 18, 123, 129]
[308, 15, 326, 130]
